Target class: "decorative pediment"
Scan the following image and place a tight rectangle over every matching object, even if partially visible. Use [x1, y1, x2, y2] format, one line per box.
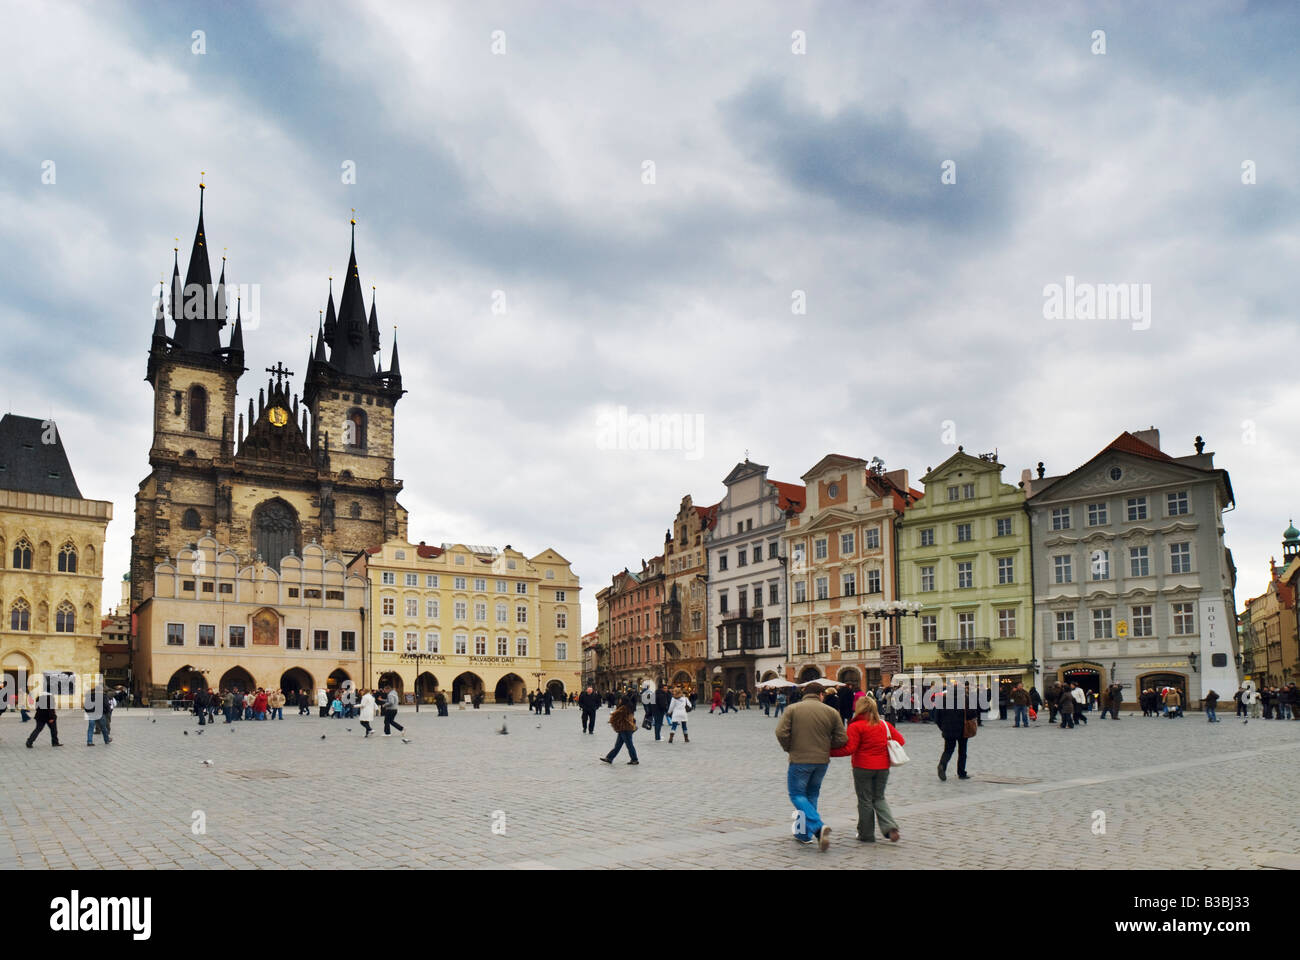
[1036, 452, 1209, 502]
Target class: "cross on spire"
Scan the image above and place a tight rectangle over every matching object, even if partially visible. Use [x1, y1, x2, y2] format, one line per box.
[265, 361, 294, 386]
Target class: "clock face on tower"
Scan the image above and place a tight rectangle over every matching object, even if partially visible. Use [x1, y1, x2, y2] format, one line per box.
[268, 406, 289, 428]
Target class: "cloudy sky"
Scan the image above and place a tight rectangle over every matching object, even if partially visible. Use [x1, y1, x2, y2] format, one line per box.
[3, 1, 1297, 629]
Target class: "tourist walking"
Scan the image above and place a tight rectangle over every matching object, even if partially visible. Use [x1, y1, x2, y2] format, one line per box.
[316, 688, 328, 718]
[830, 696, 903, 843]
[600, 700, 639, 765]
[194, 687, 211, 726]
[1029, 686, 1042, 719]
[359, 688, 376, 737]
[710, 688, 723, 714]
[1104, 683, 1123, 719]
[1204, 689, 1220, 722]
[20, 688, 34, 722]
[936, 684, 979, 778]
[653, 683, 670, 741]
[254, 688, 269, 720]
[774, 689, 788, 717]
[578, 685, 600, 734]
[269, 689, 285, 720]
[667, 688, 691, 743]
[26, 690, 62, 748]
[1163, 687, 1183, 718]
[382, 685, 405, 736]
[1058, 684, 1076, 728]
[84, 686, 111, 746]
[1070, 683, 1088, 725]
[775, 685, 848, 850]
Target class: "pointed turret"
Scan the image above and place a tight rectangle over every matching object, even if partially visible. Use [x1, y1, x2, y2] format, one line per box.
[214, 256, 228, 328]
[323, 279, 337, 346]
[227, 295, 245, 370]
[313, 322, 327, 363]
[388, 329, 402, 379]
[169, 244, 183, 343]
[153, 275, 167, 338]
[368, 287, 381, 354]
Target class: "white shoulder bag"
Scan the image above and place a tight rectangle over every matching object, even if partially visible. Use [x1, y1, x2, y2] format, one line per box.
[883, 719, 909, 767]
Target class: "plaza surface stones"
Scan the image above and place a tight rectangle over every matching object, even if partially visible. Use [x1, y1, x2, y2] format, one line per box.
[0, 704, 1296, 870]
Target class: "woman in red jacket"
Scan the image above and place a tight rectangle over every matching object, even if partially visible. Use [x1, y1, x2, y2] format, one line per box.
[830, 695, 903, 843]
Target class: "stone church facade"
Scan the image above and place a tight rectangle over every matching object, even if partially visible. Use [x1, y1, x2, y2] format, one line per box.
[131, 184, 408, 613]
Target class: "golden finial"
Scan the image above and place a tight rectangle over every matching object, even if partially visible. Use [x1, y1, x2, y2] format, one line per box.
[200, 170, 206, 189]
[350, 207, 356, 226]
[174, 237, 179, 252]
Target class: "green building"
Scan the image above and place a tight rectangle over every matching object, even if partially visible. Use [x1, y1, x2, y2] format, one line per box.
[897, 448, 1036, 705]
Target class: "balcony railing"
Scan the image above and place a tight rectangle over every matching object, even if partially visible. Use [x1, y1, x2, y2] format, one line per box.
[937, 637, 992, 656]
[721, 609, 764, 621]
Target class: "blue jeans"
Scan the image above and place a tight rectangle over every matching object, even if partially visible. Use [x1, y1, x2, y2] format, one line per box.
[1014, 705, 1029, 726]
[1207, 706, 1218, 722]
[774, 703, 786, 717]
[787, 762, 828, 841]
[86, 718, 109, 743]
[669, 720, 688, 733]
[272, 707, 283, 719]
[606, 730, 638, 762]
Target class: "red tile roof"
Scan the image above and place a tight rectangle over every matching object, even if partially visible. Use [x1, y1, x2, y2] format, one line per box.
[771, 481, 806, 513]
[1104, 431, 1173, 462]
[694, 501, 721, 530]
[416, 543, 443, 558]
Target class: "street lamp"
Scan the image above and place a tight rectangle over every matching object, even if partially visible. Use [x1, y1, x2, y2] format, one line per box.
[861, 599, 923, 645]
[398, 648, 426, 712]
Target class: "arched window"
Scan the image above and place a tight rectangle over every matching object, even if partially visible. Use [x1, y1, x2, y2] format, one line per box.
[58, 542, 77, 573]
[346, 408, 367, 449]
[188, 385, 208, 433]
[55, 601, 75, 633]
[182, 508, 202, 530]
[10, 599, 30, 632]
[252, 498, 301, 569]
[11, 538, 32, 570]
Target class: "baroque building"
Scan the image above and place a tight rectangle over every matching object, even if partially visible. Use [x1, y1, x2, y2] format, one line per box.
[897, 448, 1034, 702]
[660, 494, 717, 698]
[131, 185, 406, 613]
[136, 535, 367, 702]
[782, 454, 913, 690]
[350, 539, 580, 703]
[0, 414, 113, 697]
[706, 459, 805, 692]
[1027, 429, 1238, 706]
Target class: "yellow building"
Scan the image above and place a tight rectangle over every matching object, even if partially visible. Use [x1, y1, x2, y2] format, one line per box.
[350, 539, 581, 704]
[136, 535, 367, 701]
[0, 415, 112, 698]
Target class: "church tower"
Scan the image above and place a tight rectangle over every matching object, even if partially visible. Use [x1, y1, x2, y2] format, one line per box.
[303, 217, 405, 543]
[132, 190, 406, 611]
[145, 179, 245, 461]
[133, 180, 245, 606]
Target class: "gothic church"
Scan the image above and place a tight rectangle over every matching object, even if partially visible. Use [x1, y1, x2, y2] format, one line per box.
[130, 184, 407, 607]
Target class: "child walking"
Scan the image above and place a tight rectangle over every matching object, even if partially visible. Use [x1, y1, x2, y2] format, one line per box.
[599, 701, 639, 765]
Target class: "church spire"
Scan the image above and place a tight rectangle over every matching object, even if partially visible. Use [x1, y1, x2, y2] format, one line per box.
[326, 211, 377, 377]
[389, 327, 401, 379]
[215, 253, 228, 327]
[369, 286, 381, 354]
[153, 273, 167, 338]
[176, 175, 222, 354]
[323, 278, 337, 345]
[229, 296, 244, 351]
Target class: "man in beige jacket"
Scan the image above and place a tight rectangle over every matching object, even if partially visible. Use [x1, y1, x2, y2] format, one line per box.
[775, 686, 848, 850]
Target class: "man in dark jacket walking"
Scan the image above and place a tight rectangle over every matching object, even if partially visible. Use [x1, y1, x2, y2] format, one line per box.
[26, 689, 62, 748]
[934, 683, 978, 780]
[653, 683, 670, 741]
[578, 685, 601, 734]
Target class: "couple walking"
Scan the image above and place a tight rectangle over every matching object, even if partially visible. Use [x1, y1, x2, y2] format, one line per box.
[775, 686, 903, 849]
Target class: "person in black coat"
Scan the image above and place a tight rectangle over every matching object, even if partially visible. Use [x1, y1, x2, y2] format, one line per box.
[577, 686, 601, 734]
[934, 684, 978, 781]
[653, 684, 670, 741]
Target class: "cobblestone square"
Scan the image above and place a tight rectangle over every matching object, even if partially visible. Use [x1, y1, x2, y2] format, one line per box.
[2, 705, 1297, 870]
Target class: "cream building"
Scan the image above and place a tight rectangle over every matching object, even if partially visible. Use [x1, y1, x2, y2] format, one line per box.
[350, 539, 581, 705]
[136, 534, 367, 701]
[0, 415, 112, 699]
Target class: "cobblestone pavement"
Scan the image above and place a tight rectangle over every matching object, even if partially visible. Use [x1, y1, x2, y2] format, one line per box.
[1, 704, 1296, 869]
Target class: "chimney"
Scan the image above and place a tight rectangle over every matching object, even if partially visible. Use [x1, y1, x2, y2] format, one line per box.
[1132, 426, 1160, 451]
[884, 468, 909, 493]
[1020, 468, 1033, 494]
